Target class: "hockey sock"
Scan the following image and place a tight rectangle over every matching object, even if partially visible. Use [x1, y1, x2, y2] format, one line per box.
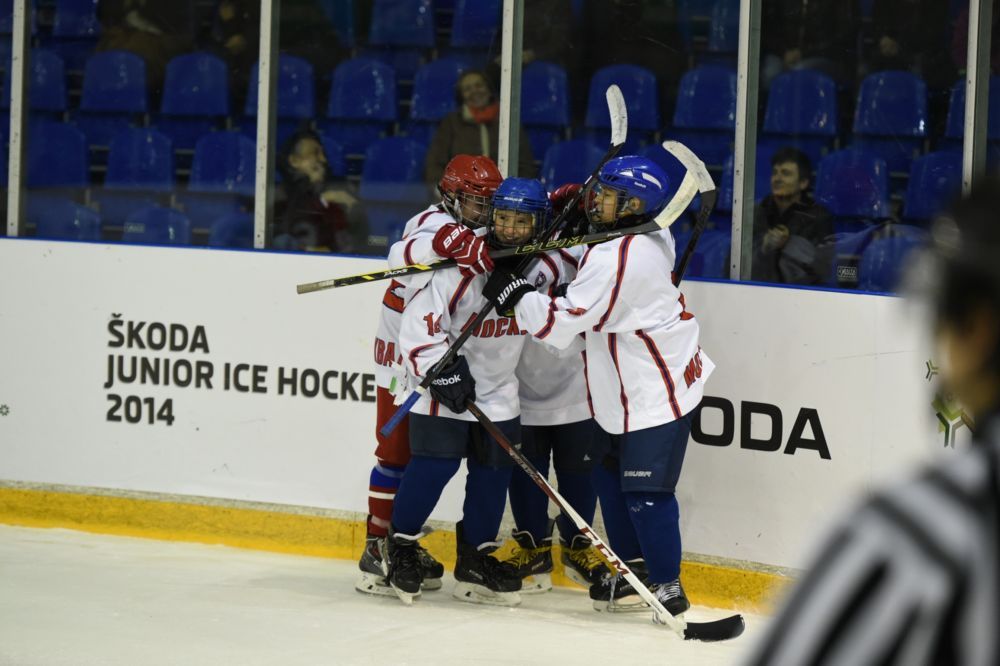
[391, 456, 461, 536]
[461, 458, 514, 547]
[553, 468, 598, 541]
[367, 461, 406, 537]
[624, 491, 682, 584]
[508, 454, 552, 542]
[592, 464, 642, 561]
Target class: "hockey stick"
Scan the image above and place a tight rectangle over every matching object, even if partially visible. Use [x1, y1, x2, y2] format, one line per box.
[664, 141, 718, 286]
[377, 86, 628, 437]
[464, 400, 746, 642]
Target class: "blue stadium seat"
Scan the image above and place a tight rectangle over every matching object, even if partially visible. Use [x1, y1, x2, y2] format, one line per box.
[586, 64, 660, 135]
[852, 71, 928, 173]
[671, 65, 737, 166]
[677, 0, 715, 47]
[27, 121, 87, 188]
[121, 205, 192, 245]
[320, 135, 347, 178]
[405, 57, 468, 144]
[97, 128, 174, 227]
[0, 0, 36, 35]
[358, 46, 425, 80]
[902, 151, 962, 224]
[76, 50, 147, 146]
[29, 196, 101, 240]
[858, 225, 928, 292]
[521, 61, 569, 156]
[450, 0, 501, 48]
[208, 211, 254, 248]
[540, 139, 605, 192]
[944, 76, 1000, 140]
[762, 69, 837, 161]
[319, 0, 356, 47]
[707, 0, 739, 53]
[245, 55, 315, 120]
[52, 0, 99, 37]
[815, 149, 890, 221]
[369, 0, 435, 48]
[323, 57, 396, 155]
[182, 132, 255, 227]
[687, 229, 731, 278]
[0, 49, 66, 114]
[360, 137, 429, 249]
[157, 53, 229, 151]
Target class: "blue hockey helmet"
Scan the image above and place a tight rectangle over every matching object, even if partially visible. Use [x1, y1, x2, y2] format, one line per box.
[586, 156, 670, 227]
[488, 177, 551, 248]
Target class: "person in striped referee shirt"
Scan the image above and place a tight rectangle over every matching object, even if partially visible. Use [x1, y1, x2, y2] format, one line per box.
[744, 183, 1000, 665]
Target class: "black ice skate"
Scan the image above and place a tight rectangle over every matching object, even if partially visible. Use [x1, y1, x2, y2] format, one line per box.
[355, 535, 396, 597]
[415, 541, 444, 591]
[589, 559, 651, 612]
[650, 579, 690, 617]
[453, 522, 522, 606]
[384, 530, 424, 605]
[499, 528, 553, 594]
[560, 533, 611, 587]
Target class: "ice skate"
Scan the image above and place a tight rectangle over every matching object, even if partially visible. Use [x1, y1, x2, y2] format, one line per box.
[650, 578, 690, 618]
[499, 528, 553, 594]
[560, 533, 611, 587]
[384, 531, 424, 605]
[414, 526, 444, 591]
[355, 534, 396, 597]
[589, 559, 650, 612]
[453, 522, 522, 606]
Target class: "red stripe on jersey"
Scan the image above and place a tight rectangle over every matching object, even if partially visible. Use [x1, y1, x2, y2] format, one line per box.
[608, 333, 629, 433]
[579, 245, 597, 272]
[381, 279, 405, 313]
[635, 329, 683, 419]
[403, 239, 417, 265]
[581, 349, 595, 418]
[415, 209, 436, 229]
[449, 274, 475, 316]
[557, 248, 578, 269]
[535, 296, 558, 339]
[408, 343, 437, 376]
[595, 236, 634, 332]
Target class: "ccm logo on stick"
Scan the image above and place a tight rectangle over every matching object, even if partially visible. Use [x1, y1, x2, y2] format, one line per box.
[692, 396, 831, 460]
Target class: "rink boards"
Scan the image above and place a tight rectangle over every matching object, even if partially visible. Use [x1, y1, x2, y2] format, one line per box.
[0, 239, 962, 603]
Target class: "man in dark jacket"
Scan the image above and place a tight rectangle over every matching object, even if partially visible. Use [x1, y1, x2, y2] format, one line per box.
[751, 147, 833, 285]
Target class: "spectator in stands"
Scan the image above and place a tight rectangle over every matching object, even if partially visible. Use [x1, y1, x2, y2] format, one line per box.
[97, 0, 194, 90]
[952, 0, 1000, 74]
[273, 130, 360, 253]
[209, 0, 346, 98]
[751, 147, 833, 285]
[581, 0, 685, 122]
[761, 0, 860, 88]
[867, 0, 954, 88]
[424, 70, 536, 186]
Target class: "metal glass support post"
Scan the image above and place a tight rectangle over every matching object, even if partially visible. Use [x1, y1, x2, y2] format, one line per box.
[5, 0, 29, 236]
[731, 0, 761, 280]
[253, 0, 280, 248]
[497, 0, 524, 177]
[963, 0, 993, 195]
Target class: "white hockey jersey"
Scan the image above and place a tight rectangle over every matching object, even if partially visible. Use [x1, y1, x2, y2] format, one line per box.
[399, 266, 528, 423]
[373, 205, 453, 388]
[513, 229, 714, 435]
[516, 247, 592, 427]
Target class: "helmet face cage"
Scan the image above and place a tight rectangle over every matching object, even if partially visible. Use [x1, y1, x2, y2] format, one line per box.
[445, 189, 493, 229]
[585, 180, 642, 226]
[488, 207, 542, 248]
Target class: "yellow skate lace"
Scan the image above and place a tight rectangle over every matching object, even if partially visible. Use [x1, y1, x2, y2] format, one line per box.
[502, 545, 550, 568]
[568, 544, 605, 572]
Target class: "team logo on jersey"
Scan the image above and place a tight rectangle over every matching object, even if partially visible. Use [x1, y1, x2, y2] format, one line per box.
[534, 271, 546, 288]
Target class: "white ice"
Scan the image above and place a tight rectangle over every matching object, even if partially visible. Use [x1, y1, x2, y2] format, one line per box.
[0, 525, 767, 665]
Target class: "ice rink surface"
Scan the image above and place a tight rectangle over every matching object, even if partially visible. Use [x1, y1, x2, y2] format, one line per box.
[0, 525, 767, 665]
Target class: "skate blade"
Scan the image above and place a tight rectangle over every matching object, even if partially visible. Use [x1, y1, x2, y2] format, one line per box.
[390, 583, 421, 606]
[452, 582, 521, 607]
[420, 577, 443, 591]
[518, 572, 552, 594]
[355, 571, 398, 597]
[592, 597, 649, 613]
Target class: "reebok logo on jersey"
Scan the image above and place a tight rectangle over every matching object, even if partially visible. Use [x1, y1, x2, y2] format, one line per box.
[433, 374, 463, 386]
[623, 470, 652, 478]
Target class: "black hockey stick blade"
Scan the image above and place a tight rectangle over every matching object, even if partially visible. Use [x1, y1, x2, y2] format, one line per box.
[683, 614, 746, 642]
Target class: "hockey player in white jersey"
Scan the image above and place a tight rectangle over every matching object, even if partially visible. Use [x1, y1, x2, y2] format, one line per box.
[383, 177, 553, 606]
[483, 156, 714, 617]
[497, 181, 611, 592]
[357, 155, 501, 597]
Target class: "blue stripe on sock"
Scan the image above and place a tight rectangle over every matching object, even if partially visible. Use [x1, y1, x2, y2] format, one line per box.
[370, 464, 405, 490]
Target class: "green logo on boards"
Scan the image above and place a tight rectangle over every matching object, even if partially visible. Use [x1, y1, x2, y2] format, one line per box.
[926, 359, 972, 448]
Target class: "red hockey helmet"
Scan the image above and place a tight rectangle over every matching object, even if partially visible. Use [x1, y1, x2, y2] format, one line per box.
[438, 154, 503, 228]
